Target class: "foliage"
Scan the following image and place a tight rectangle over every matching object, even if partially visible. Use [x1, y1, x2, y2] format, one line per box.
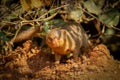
[99, 9, 119, 27]
[0, 31, 9, 41]
[0, 0, 120, 54]
[83, 0, 102, 15]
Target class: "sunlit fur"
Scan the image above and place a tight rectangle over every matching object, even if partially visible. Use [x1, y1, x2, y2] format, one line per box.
[46, 28, 76, 55]
[46, 22, 90, 63]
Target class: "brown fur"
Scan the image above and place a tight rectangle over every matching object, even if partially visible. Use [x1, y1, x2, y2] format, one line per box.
[46, 22, 90, 64]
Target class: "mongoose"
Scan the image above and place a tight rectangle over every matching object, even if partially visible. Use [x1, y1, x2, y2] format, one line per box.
[46, 22, 91, 64]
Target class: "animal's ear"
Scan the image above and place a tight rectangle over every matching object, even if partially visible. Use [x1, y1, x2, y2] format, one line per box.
[63, 30, 67, 35]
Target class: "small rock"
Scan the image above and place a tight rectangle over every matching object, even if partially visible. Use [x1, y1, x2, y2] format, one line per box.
[72, 63, 78, 68]
[87, 65, 98, 72]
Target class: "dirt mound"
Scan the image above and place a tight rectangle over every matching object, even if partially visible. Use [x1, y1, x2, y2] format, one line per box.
[0, 40, 120, 80]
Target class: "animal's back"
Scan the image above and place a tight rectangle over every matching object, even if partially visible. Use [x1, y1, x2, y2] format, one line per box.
[46, 22, 90, 64]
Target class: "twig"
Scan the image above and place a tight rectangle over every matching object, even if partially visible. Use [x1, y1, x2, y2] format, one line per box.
[77, 5, 120, 31]
[36, 4, 68, 20]
[1, 4, 68, 29]
[112, 0, 120, 8]
[13, 4, 68, 25]
[40, 10, 60, 21]
[18, 10, 59, 25]
[10, 23, 22, 44]
[103, 33, 120, 37]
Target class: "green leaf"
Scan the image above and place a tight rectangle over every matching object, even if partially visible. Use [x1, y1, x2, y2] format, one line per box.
[0, 31, 9, 41]
[0, 31, 4, 37]
[44, 21, 51, 25]
[99, 9, 120, 27]
[70, 9, 83, 21]
[83, 0, 101, 15]
[44, 26, 49, 33]
[52, 19, 65, 27]
[44, 21, 51, 33]
[2, 36, 9, 41]
[106, 28, 115, 35]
